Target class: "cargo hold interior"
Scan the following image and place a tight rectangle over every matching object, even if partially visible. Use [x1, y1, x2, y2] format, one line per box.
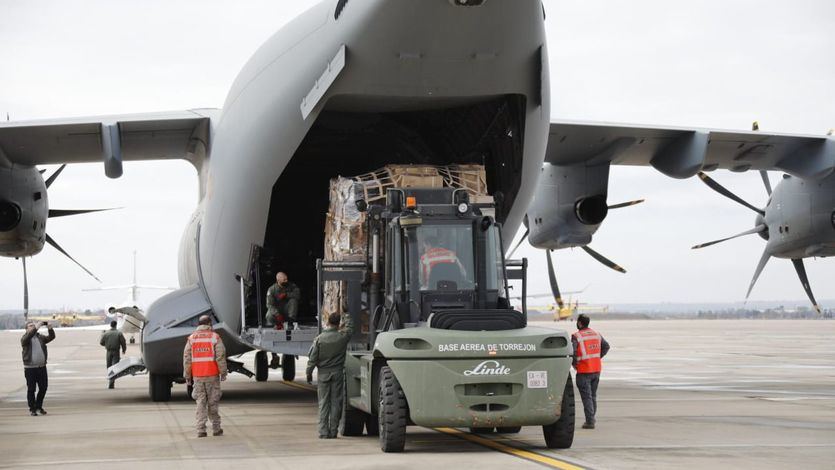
[258, 94, 527, 324]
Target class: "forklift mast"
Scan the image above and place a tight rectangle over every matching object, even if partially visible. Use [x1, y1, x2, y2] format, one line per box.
[315, 186, 528, 351]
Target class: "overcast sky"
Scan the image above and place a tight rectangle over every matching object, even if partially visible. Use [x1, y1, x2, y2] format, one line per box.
[1, 0, 833, 310]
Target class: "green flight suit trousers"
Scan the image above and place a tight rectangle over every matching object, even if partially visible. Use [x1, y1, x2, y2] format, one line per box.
[317, 369, 344, 438]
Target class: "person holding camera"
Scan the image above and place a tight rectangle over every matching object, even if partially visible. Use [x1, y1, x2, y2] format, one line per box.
[21, 321, 55, 416]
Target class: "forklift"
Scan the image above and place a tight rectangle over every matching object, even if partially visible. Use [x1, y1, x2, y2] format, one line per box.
[318, 186, 575, 452]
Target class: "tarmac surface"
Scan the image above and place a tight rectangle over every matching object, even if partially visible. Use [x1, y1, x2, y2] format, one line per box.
[1, 319, 833, 469]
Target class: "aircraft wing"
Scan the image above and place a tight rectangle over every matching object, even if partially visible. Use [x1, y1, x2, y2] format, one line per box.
[0, 109, 218, 175]
[547, 120, 834, 180]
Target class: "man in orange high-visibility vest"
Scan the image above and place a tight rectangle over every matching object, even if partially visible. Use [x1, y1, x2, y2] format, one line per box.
[419, 237, 467, 289]
[572, 314, 610, 430]
[183, 315, 228, 438]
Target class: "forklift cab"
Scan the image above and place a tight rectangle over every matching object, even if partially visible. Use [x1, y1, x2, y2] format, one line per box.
[379, 188, 515, 329]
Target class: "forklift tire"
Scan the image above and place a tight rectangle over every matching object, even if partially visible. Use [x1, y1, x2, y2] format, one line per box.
[469, 427, 494, 434]
[281, 354, 296, 381]
[366, 413, 379, 436]
[149, 373, 172, 402]
[497, 426, 522, 434]
[342, 405, 366, 436]
[543, 375, 575, 449]
[255, 351, 268, 382]
[378, 366, 407, 452]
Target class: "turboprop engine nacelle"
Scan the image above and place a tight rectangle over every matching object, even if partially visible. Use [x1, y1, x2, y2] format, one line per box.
[526, 162, 611, 250]
[0, 165, 48, 257]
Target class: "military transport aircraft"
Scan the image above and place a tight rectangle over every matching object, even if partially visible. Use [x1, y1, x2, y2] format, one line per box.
[1, 0, 832, 400]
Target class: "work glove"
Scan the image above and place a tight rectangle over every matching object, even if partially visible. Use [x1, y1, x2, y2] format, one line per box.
[306, 373, 313, 384]
[221, 374, 227, 382]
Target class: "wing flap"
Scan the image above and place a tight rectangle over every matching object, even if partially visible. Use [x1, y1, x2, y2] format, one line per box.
[0, 109, 217, 167]
[547, 120, 832, 179]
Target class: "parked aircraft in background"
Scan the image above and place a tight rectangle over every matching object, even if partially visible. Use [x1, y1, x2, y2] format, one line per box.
[84, 251, 173, 343]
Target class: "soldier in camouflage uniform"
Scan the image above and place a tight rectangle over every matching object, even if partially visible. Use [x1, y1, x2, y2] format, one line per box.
[99, 321, 126, 389]
[183, 315, 228, 438]
[265, 272, 301, 328]
[306, 312, 354, 439]
[265, 272, 301, 367]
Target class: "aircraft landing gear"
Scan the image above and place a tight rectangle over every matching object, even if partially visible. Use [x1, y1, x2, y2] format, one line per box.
[281, 354, 296, 381]
[129, 336, 136, 344]
[255, 351, 268, 382]
[149, 373, 172, 402]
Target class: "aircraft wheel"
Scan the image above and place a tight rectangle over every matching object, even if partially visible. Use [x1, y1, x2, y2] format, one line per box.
[497, 426, 522, 434]
[255, 351, 268, 382]
[543, 375, 575, 449]
[469, 427, 494, 434]
[129, 337, 136, 344]
[281, 354, 296, 381]
[378, 366, 407, 452]
[149, 373, 172, 402]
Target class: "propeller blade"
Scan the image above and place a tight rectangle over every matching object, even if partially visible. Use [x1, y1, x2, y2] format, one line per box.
[692, 224, 767, 249]
[545, 249, 564, 310]
[508, 228, 529, 258]
[760, 170, 772, 196]
[791, 258, 822, 314]
[45, 233, 101, 282]
[745, 250, 771, 299]
[608, 199, 645, 209]
[44, 164, 67, 189]
[48, 208, 117, 218]
[22, 257, 29, 321]
[581, 245, 626, 273]
[697, 172, 764, 215]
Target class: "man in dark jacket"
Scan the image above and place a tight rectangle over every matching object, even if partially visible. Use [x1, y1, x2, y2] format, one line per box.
[21, 321, 55, 416]
[100, 321, 127, 389]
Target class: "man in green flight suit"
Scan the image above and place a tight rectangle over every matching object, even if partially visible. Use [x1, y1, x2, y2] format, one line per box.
[99, 320, 126, 389]
[306, 312, 354, 439]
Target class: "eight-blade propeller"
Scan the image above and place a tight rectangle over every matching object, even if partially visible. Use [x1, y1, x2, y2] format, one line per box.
[510, 198, 643, 310]
[693, 171, 822, 314]
[19, 165, 116, 318]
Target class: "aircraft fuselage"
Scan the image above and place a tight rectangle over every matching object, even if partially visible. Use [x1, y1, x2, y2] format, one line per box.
[144, 0, 551, 375]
